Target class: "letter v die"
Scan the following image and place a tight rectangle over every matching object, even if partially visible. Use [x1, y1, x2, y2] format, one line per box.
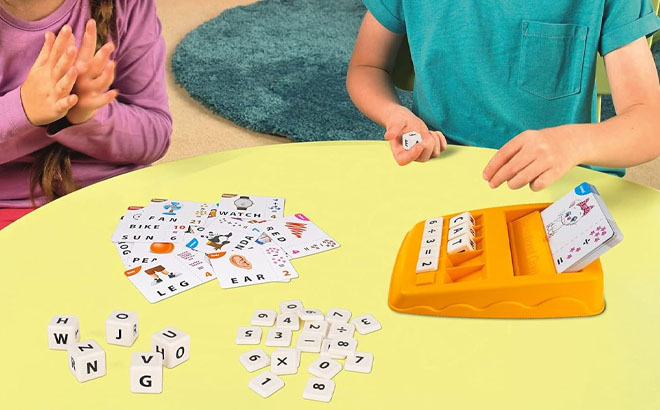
[130, 352, 163, 394]
[151, 327, 190, 368]
[68, 340, 106, 382]
[106, 310, 138, 347]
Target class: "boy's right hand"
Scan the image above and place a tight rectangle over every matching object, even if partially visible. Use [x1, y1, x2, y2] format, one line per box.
[20, 26, 79, 126]
[383, 106, 447, 165]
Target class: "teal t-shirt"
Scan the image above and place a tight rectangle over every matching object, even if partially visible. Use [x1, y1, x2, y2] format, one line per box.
[362, 0, 660, 177]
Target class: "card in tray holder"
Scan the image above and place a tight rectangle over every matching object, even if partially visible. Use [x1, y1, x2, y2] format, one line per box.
[541, 182, 622, 273]
[389, 204, 605, 319]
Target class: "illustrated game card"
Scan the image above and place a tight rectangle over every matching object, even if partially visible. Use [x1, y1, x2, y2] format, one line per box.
[122, 242, 214, 303]
[216, 194, 285, 220]
[209, 244, 298, 289]
[183, 218, 262, 254]
[257, 213, 340, 259]
[111, 206, 189, 243]
[111, 207, 142, 241]
[137, 199, 212, 226]
[541, 182, 623, 273]
[213, 216, 270, 230]
[115, 241, 134, 266]
[112, 219, 188, 243]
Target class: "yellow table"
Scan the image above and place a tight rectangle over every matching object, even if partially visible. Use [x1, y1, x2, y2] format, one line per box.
[2, 141, 659, 409]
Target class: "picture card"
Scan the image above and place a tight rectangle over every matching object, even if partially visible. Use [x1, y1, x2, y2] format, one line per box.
[112, 220, 188, 243]
[541, 182, 622, 273]
[183, 218, 262, 254]
[137, 198, 213, 226]
[209, 244, 298, 289]
[111, 206, 188, 243]
[115, 241, 134, 267]
[217, 194, 285, 220]
[213, 216, 270, 230]
[122, 242, 214, 303]
[257, 213, 340, 259]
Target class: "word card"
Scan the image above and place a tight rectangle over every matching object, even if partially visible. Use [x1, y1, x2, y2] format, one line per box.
[209, 245, 298, 289]
[111, 194, 341, 302]
[217, 194, 284, 220]
[257, 213, 340, 258]
[183, 218, 262, 254]
[541, 182, 622, 273]
[137, 199, 212, 226]
[122, 242, 214, 303]
[111, 206, 187, 244]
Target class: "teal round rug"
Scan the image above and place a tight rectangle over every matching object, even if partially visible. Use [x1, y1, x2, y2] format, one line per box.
[171, 0, 412, 142]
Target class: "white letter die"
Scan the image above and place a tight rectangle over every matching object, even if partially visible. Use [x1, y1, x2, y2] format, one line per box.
[48, 315, 79, 350]
[130, 352, 163, 394]
[151, 327, 190, 369]
[68, 340, 106, 382]
[402, 132, 422, 150]
[105, 310, 138, 347]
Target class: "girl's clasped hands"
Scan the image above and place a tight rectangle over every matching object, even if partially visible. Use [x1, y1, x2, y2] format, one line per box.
[20, 19, 117, 127]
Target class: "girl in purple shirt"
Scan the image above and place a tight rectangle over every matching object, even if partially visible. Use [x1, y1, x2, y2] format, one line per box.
[0, 0, 171, 228]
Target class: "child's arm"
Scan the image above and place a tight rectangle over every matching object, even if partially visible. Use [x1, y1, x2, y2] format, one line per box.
[65, 19, 118, 126]
[347, 12, 446, 165]
[0, 28, 80, 164]
[484, 37, 660, 191]
[46, 0, 171, 165]
[0, 87, 50, 164]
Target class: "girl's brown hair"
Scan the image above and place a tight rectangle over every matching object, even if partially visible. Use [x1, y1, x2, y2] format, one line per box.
[30, 0, 115, 203]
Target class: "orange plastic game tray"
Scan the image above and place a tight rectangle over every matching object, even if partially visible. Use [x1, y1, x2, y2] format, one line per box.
[388, 204, 605, 319]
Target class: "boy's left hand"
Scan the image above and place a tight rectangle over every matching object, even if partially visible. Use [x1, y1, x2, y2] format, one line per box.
[482, 127, 583, 191]
[66, 19, 119, 125]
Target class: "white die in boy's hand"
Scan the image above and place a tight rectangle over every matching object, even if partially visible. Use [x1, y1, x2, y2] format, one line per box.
[402, 132, 422, 150]
[383, 106, 447, 165]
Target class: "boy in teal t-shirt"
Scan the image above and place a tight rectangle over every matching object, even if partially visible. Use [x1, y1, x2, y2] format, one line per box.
[347, 0, 660, 190]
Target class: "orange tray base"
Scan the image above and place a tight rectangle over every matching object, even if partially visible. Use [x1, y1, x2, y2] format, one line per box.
[388, 204, 605, 319]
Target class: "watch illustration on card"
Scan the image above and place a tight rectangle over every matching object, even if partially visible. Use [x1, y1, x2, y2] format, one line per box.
[234, 196, 254, 210]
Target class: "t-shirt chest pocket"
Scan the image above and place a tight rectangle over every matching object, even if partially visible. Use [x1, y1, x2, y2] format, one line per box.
[518, 21, 589, 100]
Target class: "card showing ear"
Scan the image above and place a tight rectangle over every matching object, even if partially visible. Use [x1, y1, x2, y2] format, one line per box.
[210, 246, 297, 289]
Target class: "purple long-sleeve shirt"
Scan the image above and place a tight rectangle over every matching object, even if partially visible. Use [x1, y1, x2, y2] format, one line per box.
[0, 0, 171, 207]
